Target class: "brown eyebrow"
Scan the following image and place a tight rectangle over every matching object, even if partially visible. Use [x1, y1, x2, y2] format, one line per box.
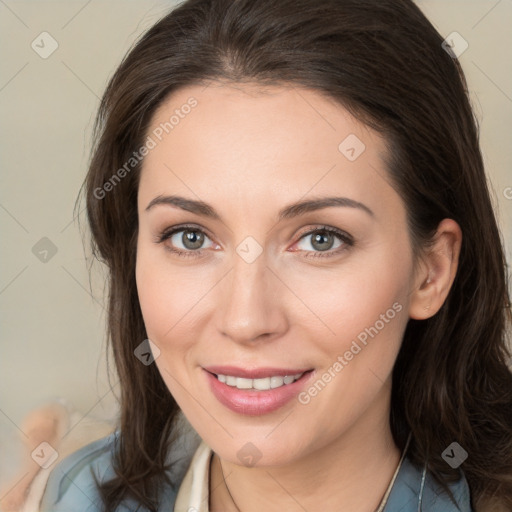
[145, 194, 374, 220]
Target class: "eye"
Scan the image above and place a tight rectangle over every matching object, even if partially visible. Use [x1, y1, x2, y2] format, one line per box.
[155, 224, 216, 258]
[155, 224, 354, 260]
[293, 226, 354, 259]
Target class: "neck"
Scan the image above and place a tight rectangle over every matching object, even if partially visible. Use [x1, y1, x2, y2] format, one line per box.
[209, 383, 402, 512]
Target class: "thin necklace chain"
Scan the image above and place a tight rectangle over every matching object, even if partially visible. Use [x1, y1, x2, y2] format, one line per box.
[219, 433, 412, 512]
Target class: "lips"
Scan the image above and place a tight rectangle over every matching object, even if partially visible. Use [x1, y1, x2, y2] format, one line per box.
[203, 365, 314, 416]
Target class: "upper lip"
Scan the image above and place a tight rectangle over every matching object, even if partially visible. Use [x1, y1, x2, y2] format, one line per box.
[203, 365, 313, 379]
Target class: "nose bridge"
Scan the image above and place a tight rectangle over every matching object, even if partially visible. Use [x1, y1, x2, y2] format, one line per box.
[216, 243, 285, 343]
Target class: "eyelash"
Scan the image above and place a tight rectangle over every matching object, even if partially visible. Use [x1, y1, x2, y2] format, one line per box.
[154, 224, 354, 260]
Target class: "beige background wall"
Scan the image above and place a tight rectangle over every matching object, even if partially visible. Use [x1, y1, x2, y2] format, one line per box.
[1, 0, 511, 485]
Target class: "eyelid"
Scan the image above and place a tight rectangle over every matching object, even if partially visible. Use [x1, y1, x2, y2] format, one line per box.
[155, 223, 213, 241]
[295, 225, 353, 243]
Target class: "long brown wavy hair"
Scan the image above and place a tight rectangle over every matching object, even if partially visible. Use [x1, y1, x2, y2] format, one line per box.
[79, 0, 512, 510]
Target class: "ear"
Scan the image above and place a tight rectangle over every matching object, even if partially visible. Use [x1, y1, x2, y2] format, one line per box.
[409, 218, 462, 320]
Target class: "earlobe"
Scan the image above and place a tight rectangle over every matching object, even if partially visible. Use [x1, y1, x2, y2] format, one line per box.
[408, 218, 462, 320]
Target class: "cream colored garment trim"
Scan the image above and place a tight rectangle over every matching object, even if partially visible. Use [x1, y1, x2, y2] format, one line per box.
[174, 440, 211, 512]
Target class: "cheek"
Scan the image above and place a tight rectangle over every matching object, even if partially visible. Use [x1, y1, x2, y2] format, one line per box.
[136, 261, 168, 339]
[292, 268, 410, 440]
[135, 245, 188, 346]
[135, 250, 198, 400]
[285, 245, 412, 353]
[286, 247, 412, 421]
[135, 242, 216, 374]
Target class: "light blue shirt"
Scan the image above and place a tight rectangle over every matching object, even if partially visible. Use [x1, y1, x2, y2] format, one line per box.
[40, 429, 474, 511]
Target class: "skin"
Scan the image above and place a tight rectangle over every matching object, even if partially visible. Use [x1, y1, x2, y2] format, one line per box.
[135, 82, 462, 511]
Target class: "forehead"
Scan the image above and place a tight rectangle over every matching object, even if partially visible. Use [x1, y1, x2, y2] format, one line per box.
[145, 81, 381, 161]
[138, 82, 395, 218]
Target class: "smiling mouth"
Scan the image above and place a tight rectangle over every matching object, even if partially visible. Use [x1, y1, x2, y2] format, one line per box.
[213, 372, 306, 391]
[204, 368, 315, 415]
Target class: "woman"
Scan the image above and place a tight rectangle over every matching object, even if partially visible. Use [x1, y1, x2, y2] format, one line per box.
[40, 0, 512, 510]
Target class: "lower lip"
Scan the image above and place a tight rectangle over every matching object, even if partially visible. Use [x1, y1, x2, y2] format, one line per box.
[204, 369, 314, 416]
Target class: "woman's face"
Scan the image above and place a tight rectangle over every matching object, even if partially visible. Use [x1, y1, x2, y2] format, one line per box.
[136, 82, 418, 466]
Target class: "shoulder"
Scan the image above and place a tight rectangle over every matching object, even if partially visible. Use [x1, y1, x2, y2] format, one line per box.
[40, 419, 201, 512]
[423, 468, 473, 512]
[384, 455, 474, 512]
[40, 431, 121, 512]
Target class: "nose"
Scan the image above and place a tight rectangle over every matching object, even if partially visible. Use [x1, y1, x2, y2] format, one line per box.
[216, 250, 288, 346]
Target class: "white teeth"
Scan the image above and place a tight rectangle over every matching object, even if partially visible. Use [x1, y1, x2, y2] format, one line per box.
[226, 375, 237, 386]
[216, 372, 304, 391]
[253, 377, 270, 390]
[236, 377, 253, 389]
[270, 376, 284, 388]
